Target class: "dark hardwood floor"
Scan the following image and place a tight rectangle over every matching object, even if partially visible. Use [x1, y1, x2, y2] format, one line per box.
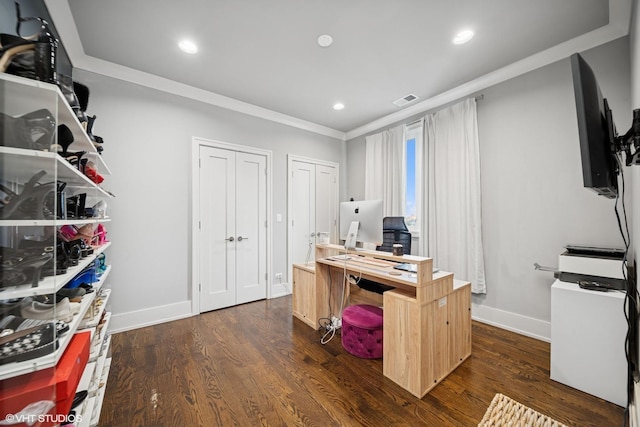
[101, 295, 624, 426]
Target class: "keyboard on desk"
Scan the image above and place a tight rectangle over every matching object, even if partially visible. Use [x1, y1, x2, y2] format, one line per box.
[328, 255, 393, 268]
[393, 263, 439, 273]
[351, 257, 393, 267]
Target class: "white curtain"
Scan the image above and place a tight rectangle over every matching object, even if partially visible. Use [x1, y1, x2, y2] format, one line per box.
[364, 124, 405, 216]
[420, 98, 486, 294]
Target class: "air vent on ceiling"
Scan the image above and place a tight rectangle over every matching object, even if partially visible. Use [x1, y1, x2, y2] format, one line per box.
[393, 93, 419, 107]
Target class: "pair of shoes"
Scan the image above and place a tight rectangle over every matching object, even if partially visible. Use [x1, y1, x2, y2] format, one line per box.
[0, 322, 58, 365]
[66, 266, 97, 289]
[79, 159, 104, 184]
[20, 297, 79, 323]
[0, 247, 53, 288]
[91, 224, 108, 246]
[95, 253, 107, 276]
[0, 170, 61, 220]
[0, 314, 69, 336]
[18, 236, 69, 276]
[58, 225, 94, 257]
[56, 286, 86, 303]
[0, 109, 56, 150]
[0, 2, 58, 84]
[66, 193, 87, 219]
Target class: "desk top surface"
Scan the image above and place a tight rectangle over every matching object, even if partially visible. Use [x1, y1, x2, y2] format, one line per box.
[316, 255, 452, 288]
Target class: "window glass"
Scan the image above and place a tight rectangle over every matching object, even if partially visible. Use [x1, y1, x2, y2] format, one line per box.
[405, 138, 417, 228]
[405, 122, 422, 233]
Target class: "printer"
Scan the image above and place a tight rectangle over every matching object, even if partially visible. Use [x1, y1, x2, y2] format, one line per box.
[556, 244, 626, 290]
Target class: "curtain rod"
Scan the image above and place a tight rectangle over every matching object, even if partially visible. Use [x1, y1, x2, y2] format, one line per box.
[404, 94, 484, 128]
[406, 118, 423, 127]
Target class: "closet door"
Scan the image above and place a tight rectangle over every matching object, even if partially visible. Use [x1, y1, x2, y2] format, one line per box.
[290, 161, 316, 266]
[315, 164, 337, 243]
[199, 146, 267, 312]
[235, 152, 267, 304]
[288, 158, 338, 268]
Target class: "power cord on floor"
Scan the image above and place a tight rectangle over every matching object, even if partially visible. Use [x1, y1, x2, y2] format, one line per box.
[318, 316, 339, 344]
[318, 253, 350, 345]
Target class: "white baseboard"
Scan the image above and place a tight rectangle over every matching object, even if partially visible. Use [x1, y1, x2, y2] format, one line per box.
[107, 295, 550, 345]
[472, 302, 551, 342]
[108, 300, 193, 334]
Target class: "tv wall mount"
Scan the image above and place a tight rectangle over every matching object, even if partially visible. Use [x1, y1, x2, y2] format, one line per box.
[613, 108, 640, 166]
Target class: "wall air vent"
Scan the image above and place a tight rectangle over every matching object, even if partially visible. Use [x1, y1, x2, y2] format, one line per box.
[393, 93, 419, 107]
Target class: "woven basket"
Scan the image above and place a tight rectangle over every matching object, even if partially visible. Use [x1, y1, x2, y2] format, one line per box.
[478, 393, 568, 427]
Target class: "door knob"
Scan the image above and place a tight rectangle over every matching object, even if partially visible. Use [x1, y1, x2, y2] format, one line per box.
[225, 236, 235, 242]
[310, 232, 316, 237]
[237, 236, 248, 241]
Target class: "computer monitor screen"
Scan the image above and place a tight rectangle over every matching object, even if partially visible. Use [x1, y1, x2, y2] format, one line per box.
[339, 199, 383, 246]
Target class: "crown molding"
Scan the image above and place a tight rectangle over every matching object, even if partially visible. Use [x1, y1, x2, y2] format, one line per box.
[44, 0, 347, 141]
[46, 0, 630, 143]
[345, 0, 632, 140]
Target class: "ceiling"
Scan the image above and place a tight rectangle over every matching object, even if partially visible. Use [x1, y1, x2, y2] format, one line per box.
[47, 0, 629, 139]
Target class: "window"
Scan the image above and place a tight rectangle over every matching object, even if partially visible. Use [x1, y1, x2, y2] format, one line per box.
[404, 121, 423, 233]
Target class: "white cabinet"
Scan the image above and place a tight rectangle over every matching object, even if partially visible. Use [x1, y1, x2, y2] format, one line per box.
[0, 73, 114, 424]
[550, 279, 627, 406]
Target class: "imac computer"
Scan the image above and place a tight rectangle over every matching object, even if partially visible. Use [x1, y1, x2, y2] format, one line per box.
[339, 199, 383, 249]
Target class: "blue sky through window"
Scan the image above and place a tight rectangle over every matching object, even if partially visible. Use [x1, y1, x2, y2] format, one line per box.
[406, 138, 416, 226]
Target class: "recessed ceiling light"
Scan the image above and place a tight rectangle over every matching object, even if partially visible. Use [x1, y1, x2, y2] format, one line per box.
[318, 34, 333, 48]
[453, 30, 474, 45]
[179, 40, 198, 54]
[333, 102, 344, 111]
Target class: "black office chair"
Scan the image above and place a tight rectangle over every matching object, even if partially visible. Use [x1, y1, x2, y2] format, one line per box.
[376, 216, 412, 254]
[356, 217, 412, 295]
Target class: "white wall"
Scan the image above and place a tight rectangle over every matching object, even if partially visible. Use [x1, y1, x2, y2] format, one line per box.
[346, 37, 631, 340]
[476, 37, 631, 339]
[74, 69, 345, 331]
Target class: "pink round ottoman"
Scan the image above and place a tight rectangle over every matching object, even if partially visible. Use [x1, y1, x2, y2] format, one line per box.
[341, 304, 383, 359]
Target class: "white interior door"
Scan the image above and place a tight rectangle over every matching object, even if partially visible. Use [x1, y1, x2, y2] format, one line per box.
[235, 152, 267, 304]
[200, 146, 236, 311]
[315, 164, 337, 243]
[290, 161, 316, 266]
[199, 146, 267, 312]
[288, 157, 338, 276]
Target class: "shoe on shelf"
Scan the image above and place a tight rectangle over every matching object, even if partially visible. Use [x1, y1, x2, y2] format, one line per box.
[0, 108, 56, 150]
[0, 322, 58, 365]
[56, 286, 86, 302]
[0, 2, 58, 84]
[20, 297, 74, 323]
[0, 314, 69, 336]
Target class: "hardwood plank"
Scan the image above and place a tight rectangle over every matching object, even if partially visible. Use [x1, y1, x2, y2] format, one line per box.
[100, 296, 625, 426]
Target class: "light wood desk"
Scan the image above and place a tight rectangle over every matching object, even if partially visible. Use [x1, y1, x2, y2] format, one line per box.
[292, 244, 471, 398]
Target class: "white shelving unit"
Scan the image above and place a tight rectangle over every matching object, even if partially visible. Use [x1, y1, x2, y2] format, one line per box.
[0, 72, 114, 424]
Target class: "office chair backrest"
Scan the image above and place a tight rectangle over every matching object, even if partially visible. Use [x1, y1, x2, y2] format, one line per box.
[376, 216, 411, 254]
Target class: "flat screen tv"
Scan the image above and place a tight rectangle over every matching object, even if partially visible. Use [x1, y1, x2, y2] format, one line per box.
[570, 53, 619, 199]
